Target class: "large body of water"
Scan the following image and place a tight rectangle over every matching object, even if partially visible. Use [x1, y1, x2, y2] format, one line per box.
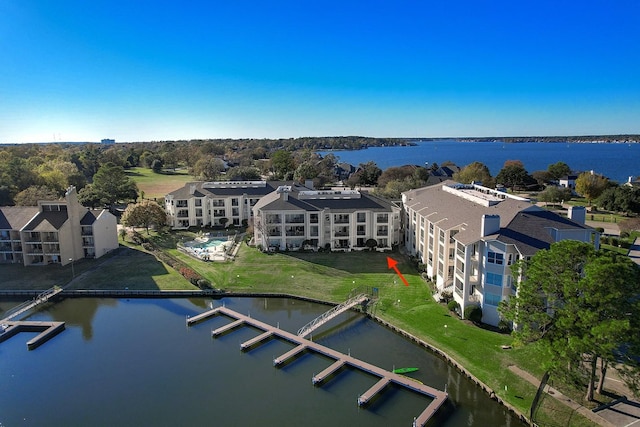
[321, 140, 640, 184]
[0, 297, 525, 426]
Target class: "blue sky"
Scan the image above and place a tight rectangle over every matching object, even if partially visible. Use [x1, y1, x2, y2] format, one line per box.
[1, 0, 639, 143]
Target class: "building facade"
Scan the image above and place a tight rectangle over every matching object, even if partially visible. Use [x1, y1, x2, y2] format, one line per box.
[252, 184, 401, 252]
[402, 181, 599, 326]
[164, 181, 285, 229]
[0, 187, 119, 266]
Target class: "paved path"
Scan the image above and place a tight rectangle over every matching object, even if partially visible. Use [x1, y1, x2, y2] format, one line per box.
[508, 365, 615, 427]
[628, 237, 640, 265]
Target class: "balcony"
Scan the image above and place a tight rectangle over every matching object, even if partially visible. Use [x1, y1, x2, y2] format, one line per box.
[285, 215, 305, 224]
[211, 201, 225, 207]
[176, 201, 188, 208]
[334, 216, 350, 224]
[266, 216, 282, 224]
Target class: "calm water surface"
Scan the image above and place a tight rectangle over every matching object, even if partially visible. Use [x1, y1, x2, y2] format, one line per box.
[321, 140, 640, 183]
[0, 298, 525, 426]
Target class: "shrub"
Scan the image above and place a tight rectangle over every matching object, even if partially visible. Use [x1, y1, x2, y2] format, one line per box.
[179, 267, 201, 285]
[447, 300, 459, 313]
[141, 242, 154, 251]
[197, 279, 212, 289]
[440, 290, 453, 303]
[498, 319, 512, 333]
[464, 305, 483, 324]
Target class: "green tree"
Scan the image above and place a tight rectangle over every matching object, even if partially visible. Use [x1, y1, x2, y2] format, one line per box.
[499, 241, 640, 401]
[453, 161, 495, 187]
[575, 172, 609, 205]
[192, 156, 225, 180]
[537, 186, 573, 206]
[226, 166, 261, 181]
[358, 161, 382, 186]
[121, 200, 168, 234]
[597, 186, 640, 215]
[496, 161, 536, 191]
[270, 150, 296, 179]
[90, 162, 138, 206]
[547, 161, 572, 181]
[13, 185, 59, 206]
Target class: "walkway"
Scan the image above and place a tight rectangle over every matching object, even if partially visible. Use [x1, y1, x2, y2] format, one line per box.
[188, 305, 448, 427]
[508, 365, 615, 427]
[628, 237, 640, 266]
[297, 293, 368, 338]
[0, 287, 63, 323]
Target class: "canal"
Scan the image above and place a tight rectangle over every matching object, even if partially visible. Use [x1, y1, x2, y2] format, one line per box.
[0, 297, 526, 426]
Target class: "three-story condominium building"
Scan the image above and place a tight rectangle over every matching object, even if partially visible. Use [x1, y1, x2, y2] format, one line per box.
[0, 186, 119, 266]
[252, 184, 401, 252]
[164, 181, 286, 229]
[402, 181, 599, 326]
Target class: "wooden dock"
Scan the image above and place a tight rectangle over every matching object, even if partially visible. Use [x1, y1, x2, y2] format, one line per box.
[0, 321, 65, 350]
[188, 305, 448, 426]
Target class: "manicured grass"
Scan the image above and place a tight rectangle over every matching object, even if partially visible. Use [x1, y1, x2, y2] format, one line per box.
[126, 167, 193, 200]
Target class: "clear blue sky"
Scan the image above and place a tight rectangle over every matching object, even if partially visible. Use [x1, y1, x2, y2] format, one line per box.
[1, 0, 639, 143]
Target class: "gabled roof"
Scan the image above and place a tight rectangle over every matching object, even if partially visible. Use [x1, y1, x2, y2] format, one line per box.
[81, 210, 98, 225]
[0, 206, 39, 230]
[495, 208, 591, 256]
[23, 211, 69, 231]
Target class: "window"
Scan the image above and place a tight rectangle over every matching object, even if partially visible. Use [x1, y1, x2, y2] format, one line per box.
[487, 251, 504, 265]
[485, 292, 502, 306]
[309, 213, 318, 223]
[486, 272, 503, 287]
[231, 198, 239, 206]
[357, 212, 366, 222]
[377, 213, 388, 223]
[195, 199, 202, 207]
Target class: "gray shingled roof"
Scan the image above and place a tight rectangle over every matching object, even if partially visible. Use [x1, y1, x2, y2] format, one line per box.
[403, 181, 592, 252]
[403, 181, 529, 245]
[0, 206, 39, 230]
[496, 209, 591, 256]
[23, 211, 69, 231]
[80, 210, 100, 225]
[166, 181, 295, 199]
[256, 187, 395, 213]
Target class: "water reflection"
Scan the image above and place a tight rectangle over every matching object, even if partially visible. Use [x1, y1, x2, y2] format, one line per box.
[0, 297, 527, 426]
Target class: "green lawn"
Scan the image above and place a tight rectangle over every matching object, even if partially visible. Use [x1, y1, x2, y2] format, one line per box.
[126, 167, 193, 200]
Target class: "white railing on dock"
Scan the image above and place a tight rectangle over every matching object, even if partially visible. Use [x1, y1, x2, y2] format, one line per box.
[297, 294, 368, 338]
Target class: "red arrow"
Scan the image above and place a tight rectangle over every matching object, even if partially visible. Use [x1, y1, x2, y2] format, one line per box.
[387, 257, 409, 286]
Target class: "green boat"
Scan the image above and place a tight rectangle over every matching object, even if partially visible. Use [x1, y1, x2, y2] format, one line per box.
[392, 367, 419, 374]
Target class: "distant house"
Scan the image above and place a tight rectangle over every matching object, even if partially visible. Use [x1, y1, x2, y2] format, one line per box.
[101, 138, 115, 144]
[0, 187, 119, 266]
[623, 176, 640, 188]
[558, 174, 578, 189]
[252, 184, 401, 252]
[402, 181, 599, 327]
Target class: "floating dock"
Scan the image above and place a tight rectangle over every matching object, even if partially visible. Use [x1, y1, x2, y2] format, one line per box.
[0, 321, 65, 350]
[189, 305, 448, 426]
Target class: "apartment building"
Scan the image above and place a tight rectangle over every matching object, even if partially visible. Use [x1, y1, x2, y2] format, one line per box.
[402, 181, 599, 326]
[252, 183, 401, 252]
[164, 181, 286, 229]
[0, 187, 119, 266]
